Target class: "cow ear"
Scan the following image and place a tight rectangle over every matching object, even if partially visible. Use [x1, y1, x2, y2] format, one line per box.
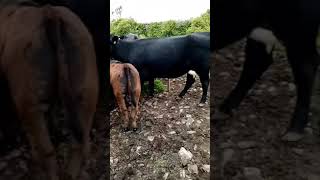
[112, 36, 119, 44]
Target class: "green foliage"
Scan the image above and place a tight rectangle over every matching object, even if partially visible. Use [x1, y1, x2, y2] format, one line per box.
[141, 79, 166, 96]
[160, 20, 178, 37]
[146, 22, 163, 38]
[175, 21, 192, 35]
[186, 9, 210, 34]
[110, 9, 210, 38]
[110, 18, 139, 36]
[154, 80, 166, 93]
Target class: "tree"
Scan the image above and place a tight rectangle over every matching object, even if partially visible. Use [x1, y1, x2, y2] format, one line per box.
[186, 9, 210, 34]
[136, 23, 147, 37]
[111, 5, 123, 19]
[110, 9, 210, 38]
[146, 22, 162, 38]
[160, 20, 178, 37]
[175, 20, 192, 35]
[110, 18, 139, 36]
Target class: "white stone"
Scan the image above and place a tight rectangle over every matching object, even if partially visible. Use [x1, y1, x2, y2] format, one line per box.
[163, 172, 169, 180]
[147, 136, 155, 142]
[188, 164, 199, 174]
[178, 147, 193, 166]
[201, 164, 210, 173]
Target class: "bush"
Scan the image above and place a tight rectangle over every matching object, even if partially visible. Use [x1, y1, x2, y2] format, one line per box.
[186, 9, 210, 34]
[141, 79, 166, 95]
[154, 80, 166, 93]
[110, 9, 210, 38]
[110, 18, 140, 36]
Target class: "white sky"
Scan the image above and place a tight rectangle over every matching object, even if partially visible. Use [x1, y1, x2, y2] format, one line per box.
[110, 0, 210, 23]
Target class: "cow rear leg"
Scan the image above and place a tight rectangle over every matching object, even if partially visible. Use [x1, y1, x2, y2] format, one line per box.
[310, 66, 320, 135]
[148, 79, 155, 97]
[0, 77, 21, 155]
[65, 101, 95, 180]
[115, 93, 130, 131]
[17, 105, 58, 180]
[214, 38, 274, 120]
[199, 72, 209, 104]
[130, 104, 140, 131]
[131, 79, 141, 131]
[179, 73, 196, 98]
[282, 42, 320, 141]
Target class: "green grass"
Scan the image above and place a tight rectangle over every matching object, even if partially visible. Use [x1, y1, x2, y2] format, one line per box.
[142, 79, 166, 95]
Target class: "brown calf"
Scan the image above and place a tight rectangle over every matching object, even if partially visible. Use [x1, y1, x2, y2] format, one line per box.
[110, 60, 141, 131]
[0, 4, 98, 180]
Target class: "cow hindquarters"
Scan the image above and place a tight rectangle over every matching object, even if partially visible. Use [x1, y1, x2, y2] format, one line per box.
[46, 9, 99, 178]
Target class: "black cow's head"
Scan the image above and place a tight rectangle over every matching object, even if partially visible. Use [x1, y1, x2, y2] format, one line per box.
[110, 35, 120, 45]
[119, 34, 139, 40]
[109, 36, 120, 59]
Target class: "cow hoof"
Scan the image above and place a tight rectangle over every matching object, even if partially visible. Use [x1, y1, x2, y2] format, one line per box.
[123, 127, 130, 132]
[281, 131, 305, 142]
[178, 92, 185, 98]
[198, 103, 205, 107]
[133, 128, 138, 132]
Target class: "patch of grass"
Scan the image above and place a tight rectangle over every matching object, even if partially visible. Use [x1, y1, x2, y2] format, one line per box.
[142, 79, 166, 95]
[154, 79, 166, 93]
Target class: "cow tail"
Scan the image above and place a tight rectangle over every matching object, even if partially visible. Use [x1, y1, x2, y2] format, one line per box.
[124, 65, 137, 107]
[44, 7, 83, 142]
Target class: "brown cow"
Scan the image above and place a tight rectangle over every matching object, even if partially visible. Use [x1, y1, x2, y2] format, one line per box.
[110, 60, 141, 131]
[0, 4, 98, 180]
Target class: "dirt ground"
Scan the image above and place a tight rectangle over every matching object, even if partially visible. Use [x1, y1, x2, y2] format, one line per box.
[110, 75, 210, 180]
[211, 40, 320, 180]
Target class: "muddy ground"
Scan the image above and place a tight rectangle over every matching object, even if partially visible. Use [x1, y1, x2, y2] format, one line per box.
[211, 40, 320, 180]
[110, 75, 210, 180]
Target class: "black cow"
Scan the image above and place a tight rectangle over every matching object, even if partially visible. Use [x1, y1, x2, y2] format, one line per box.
[212, 0, 320, 141]
[110, 32, 210, 103]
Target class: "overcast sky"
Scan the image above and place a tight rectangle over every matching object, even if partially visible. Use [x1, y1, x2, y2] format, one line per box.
[110, 0, 210, 23]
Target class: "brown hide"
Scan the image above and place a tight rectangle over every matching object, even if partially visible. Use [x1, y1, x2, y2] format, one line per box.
[110, 62, 141, 131]
[0, 4, 98, 180]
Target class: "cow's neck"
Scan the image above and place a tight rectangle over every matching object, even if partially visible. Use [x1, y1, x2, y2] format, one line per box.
[115, 42, 133, 62]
